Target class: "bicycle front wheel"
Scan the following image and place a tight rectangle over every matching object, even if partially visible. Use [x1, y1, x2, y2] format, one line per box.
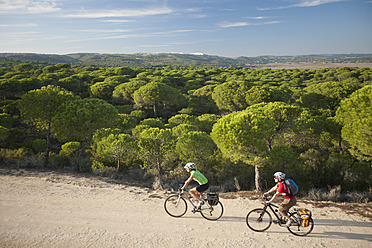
[164, 195, 187, 217]
[287, 212, 314, 236]
[200, 201, 224, 221]
[246, 208, 272, 232]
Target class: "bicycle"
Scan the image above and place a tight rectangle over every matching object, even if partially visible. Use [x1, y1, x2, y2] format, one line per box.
[164, 185, 224, 221]
[246, 195, 314, 236]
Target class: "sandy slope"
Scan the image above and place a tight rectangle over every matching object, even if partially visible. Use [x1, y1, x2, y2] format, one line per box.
[0, 168, 371, 248]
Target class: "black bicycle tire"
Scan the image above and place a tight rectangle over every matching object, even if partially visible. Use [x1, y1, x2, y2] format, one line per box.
[200, 201, 224, 221]
[246, 208, 272, 232]
[164, 194, 187, 218]
[287, 212, 314, 236]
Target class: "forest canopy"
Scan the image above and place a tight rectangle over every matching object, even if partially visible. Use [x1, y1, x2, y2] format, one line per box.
[1, 61, 371, 195]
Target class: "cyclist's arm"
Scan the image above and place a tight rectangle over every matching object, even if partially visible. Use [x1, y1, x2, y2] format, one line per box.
[265, 185, 278, 195]
[181, 175, 194, 190]
[269, 191, 280, 203]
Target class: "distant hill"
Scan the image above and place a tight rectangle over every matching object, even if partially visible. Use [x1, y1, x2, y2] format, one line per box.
[1, 52, 372, 68]
[0, 53, 78, 64]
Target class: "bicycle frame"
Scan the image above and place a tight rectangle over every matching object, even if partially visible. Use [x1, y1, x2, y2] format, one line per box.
[262, 201, 286, 224]
[180, 189, 208, 210]
[261, 195, 287, 223]
[246, 195, 314, 236]
[164, 185, 224, 221]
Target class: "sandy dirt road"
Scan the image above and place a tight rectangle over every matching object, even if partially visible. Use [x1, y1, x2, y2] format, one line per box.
[0, 168, 371, 248]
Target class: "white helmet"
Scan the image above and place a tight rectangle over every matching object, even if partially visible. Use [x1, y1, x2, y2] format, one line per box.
[184, 162, 195, 169]
[273, 172, 286, 180]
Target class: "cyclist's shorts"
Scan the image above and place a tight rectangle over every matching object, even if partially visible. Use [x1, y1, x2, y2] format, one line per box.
[196, 182, 209, 193]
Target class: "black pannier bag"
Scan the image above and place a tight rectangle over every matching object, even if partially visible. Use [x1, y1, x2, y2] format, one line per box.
[207, 193, 219, 206]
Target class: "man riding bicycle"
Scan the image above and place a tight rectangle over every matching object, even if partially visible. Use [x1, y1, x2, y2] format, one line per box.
[263, 172, 297, 227]
[181, 162, 209, 208]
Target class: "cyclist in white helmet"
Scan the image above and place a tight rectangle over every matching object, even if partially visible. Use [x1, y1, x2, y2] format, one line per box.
[181, 162, 209, 208]
[263, 172, 297, 227]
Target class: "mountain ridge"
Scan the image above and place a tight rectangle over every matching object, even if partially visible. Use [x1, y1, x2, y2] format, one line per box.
[1, 52, 372, 68]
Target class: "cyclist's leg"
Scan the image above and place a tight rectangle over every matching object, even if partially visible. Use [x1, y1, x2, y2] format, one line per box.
[190, 183, 209, 203]
[189, 187, 201, 203]
[279, 197, 296, 220]
[197, 183, 209, 207]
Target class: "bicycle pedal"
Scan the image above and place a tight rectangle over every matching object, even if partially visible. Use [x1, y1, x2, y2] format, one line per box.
[192, 208, 201, 213]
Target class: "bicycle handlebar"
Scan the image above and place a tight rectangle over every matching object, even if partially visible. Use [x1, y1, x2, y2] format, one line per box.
[262, 194, 280, 208]
[178, 184, 187, 195]
[263, 194, 272, 205]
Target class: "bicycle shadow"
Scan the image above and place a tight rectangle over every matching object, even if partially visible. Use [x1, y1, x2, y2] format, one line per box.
[305, 219, 372, 242]
[177, 214, 245, 222]
[311, 231, 372, 242]
[218, 215, 246, 222]
[234, 215, 371, 242]
[314, 218, 372, 228]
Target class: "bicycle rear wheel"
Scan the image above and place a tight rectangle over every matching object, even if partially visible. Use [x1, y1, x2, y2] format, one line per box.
[164, 195, 187, 217]
[246, 208, 272, 232]
[200, 201, 224, 221]
[287, 212, 314, 236]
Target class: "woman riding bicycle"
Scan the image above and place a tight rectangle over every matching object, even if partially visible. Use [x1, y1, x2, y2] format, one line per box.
[263, 172, 297, 227]
[181, 162, 209, 208]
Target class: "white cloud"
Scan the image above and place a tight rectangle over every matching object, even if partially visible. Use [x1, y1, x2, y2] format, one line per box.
[244, 16, 274, 20]
[79, 29, 131, 33]
[220, 22, 250, 28]
[136, 44, 171, 48]
[5, 35, 67, 44]
[258, 0, 347, 10]
[190, 13, 207, 18]
[0, 31, 39, 36]
[93, 33, 151, 40]
[0, 0, 61, 14]
[168, 42, 196, 45]
[101, 20, 136, 23]
[110, 29, 194, 39]
[0, 23, 37, 27]
[294, 0, 347, 7]
[168, 29, 195, 33]
[220, 21, 281, 28]
[63, 7, 172, 18]
[66, 29, 197, 43]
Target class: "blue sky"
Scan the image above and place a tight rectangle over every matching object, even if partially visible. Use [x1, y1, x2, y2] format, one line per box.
[0, 0, 371, 58]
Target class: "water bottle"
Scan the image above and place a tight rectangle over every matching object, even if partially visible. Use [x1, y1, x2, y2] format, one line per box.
[190, 198, 195, 204]
[275, 209, 281, 218]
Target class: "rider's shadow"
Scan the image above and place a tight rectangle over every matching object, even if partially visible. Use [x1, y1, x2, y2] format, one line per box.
[314, 219, 372, 228]
[217, 215, 246, 222]
[309, 219, 372, 242]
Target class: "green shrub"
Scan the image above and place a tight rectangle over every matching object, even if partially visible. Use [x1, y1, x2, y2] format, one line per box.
[60, 142, 81, 157]
[307, 186, 371, 203]
[0, 148, 29, 163]
[92, 160, 115, 176]
[31, 139, 47, 153]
